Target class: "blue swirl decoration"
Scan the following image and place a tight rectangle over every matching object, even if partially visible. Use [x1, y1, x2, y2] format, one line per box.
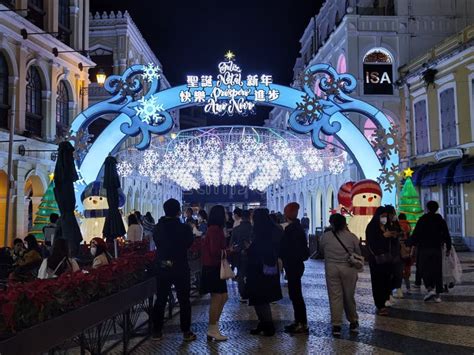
[288, 64, 357, 149]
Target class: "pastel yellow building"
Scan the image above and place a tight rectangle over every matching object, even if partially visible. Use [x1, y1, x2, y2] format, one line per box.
[398, 25, 474, 250]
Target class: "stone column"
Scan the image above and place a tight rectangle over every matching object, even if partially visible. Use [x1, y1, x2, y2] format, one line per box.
[15, 46, 28, 134]
[42, 89, 53, 141]
[14, 161, 27, 238]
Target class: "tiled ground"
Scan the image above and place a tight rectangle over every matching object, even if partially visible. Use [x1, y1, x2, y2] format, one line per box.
[119, 252, 474, 355]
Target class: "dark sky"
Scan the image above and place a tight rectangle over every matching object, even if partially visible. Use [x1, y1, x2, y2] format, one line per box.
[91, 0, 322, 86]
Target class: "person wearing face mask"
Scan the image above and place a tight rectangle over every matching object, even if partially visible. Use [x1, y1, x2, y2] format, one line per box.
[366, 206, 398, 316]
[90, 237, 112, 268]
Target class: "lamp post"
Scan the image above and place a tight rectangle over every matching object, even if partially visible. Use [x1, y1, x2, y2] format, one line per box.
[80, 69, 107, 97]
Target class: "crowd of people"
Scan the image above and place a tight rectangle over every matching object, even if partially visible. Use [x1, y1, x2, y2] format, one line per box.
[0, 197, 461, 342]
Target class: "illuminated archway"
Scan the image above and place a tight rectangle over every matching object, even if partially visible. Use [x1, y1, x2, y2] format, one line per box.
[70, 59, 398, 208]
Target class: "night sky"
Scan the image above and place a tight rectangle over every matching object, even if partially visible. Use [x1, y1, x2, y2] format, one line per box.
[91, 0, 323, 124]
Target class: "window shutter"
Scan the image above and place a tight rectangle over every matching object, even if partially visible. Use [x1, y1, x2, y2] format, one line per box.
[414, 100, 428, 154]
[440, 88, 456, 149]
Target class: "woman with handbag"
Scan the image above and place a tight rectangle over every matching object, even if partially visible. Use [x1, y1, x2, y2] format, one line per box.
[366, 206, 398, 316]
[320, 213, 362, 336]
[200, 205, 230, 341]
[246, 208, 283, 336]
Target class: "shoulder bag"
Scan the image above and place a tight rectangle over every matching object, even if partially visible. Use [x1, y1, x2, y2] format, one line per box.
[332, 232, 364, 272]
[220, 250, 235, 280]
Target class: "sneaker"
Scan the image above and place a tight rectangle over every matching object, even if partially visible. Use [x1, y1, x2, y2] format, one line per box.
[349, 321, 359, 333]
[151, 330, 163, 340]
[239, 297, 248, 303]
[412, 284, 421, 290]
[183, 331, 197, 342]
[424, 290, 436, 302]
[288, 323, 309, 335]
[332, 326, 342, 336]
[393, 288, 404, 299]
[434, 296, 442, 303]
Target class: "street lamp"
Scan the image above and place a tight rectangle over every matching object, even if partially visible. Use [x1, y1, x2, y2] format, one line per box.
[80, 69, 108, 97]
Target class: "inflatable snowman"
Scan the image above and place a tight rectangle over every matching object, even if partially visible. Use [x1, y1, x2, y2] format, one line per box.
[337, 181, 354, 217]
[80, 181, 126, 243]
[347, 179, 382, 241]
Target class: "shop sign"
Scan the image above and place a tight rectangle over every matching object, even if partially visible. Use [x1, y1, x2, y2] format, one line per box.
[434, 148, 463, 162]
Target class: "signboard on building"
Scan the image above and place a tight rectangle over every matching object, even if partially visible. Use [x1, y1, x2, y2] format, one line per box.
[363, 63, 393, 95]
[434, 148, 463, 162]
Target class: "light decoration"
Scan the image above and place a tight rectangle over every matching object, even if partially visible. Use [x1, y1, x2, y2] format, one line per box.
[117, 161, 133, 178]
[329, 158, 345, 175]
[141, 63, 161, 82]
[179, 52, 279, 116]
[118, 126, 346, 191]
[135, 96, 165, 125]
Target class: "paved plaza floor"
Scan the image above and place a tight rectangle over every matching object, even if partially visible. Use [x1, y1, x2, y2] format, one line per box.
[118, 253, 474, 354]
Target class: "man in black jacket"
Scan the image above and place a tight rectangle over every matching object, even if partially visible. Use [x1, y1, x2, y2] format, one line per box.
[279, 202, 310, 334]
[231, 209, 253, 301]
[151, 198, 196, 341]
[412, 201, 451, 302]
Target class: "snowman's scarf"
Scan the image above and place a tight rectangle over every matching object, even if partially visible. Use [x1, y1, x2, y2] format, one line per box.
[352, 206, 378, 216]
[84, 209, 109, 218]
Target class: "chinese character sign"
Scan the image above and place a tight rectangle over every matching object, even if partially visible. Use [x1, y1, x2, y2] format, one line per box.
[179, 53, 279, 115]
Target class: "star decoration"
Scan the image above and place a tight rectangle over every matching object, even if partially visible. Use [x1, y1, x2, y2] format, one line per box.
[224, 50, 235, 61]
[49, 172, 54, 182]
[404, 167, 414, 178]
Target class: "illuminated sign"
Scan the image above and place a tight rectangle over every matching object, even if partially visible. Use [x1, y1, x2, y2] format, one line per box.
[179, 51, 279, 115]
[363, 63, 393, 95]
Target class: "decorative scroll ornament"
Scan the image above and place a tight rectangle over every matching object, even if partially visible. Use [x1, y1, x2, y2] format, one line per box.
[288, 64, 357, 149]
[55, 127, 93, 161]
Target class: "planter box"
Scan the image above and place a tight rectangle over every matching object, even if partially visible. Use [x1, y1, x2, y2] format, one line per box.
[0, 277, 156, 355]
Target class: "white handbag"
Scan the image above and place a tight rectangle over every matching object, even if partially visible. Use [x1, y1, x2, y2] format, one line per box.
[220, 250, 235, 280]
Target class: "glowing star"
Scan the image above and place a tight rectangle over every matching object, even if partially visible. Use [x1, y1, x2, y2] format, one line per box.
[142, 63, 161, 82]
[48, 172, 54, 182]
[224, 50, 235, 61]
[403, 167, 414, 178]
[135, 96, 165, 124]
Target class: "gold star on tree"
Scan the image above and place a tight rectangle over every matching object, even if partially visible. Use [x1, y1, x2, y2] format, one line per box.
[49, 172, 54, 182]
[403, 167, 414, 178]
[224, 50, 235, 61]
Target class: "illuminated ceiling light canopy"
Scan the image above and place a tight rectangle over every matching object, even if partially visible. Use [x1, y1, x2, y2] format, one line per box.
[117, 126, 347, 191]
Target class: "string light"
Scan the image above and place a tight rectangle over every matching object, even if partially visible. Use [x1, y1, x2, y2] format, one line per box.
[118, 127, 347, 191]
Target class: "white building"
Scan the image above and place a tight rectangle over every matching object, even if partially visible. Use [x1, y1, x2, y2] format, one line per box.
[266, 0, 474, 233]
[88, 11, 182, 220]
[0, 0, 93, 245]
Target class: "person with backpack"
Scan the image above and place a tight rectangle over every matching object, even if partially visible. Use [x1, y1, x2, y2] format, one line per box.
[279, 202, 310, 335]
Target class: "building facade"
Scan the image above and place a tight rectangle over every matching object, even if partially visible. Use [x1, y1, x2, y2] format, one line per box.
[266, 0, 474, 232]
[0, 0, 93, 245]
[89, 11, 181, 219]
[398, 25, 474, 249]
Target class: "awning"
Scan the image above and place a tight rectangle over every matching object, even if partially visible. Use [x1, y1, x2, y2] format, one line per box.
[412, 165, 428, 186]
[413, 159, 460, 187]
[454, 157, 474, 184]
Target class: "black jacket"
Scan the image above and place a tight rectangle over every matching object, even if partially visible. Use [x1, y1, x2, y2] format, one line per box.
[231, 220, 253, 253]
[366, 221, 400, 260]
[153, 217, 194, 268]
[279, 221, 309, 269]
[412, 213, 452, 251]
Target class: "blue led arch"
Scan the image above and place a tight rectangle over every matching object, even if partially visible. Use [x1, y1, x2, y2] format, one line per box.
[71, 63, 399, 207]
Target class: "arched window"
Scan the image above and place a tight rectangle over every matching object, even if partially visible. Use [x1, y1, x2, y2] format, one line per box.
[363, 48, 394, 95]
[337, 53, 347, 74]
[0, 53, 9, 129]
[26, 66, 43, 137]
[56, 81, 69, 136]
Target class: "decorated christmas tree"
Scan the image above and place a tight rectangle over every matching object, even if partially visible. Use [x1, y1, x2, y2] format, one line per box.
[29, 177, 60, 240]
[398, 168, 423, 229]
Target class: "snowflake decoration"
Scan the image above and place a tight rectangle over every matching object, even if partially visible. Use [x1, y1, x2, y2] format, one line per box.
[303, 149, 323, 171]
[117, 161, 133, 177]
[55, 127, 93, 161]
[135, 96, 165, 124]
[295, 95, 323, 124]
[328, 159, 345, 175]
[371, 125, 404, 158]
[142, 63, 161, 82]
[377, 164, 402, 193]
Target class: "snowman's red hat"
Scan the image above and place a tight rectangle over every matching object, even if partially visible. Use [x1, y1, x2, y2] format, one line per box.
[351, 179, 382, 199]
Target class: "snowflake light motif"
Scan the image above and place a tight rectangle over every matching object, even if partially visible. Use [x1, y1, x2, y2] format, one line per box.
[135, 96, 165, 124]
[377, 164, 401, 193]
[142, 63, 161, 82]
[295, 95, 323, 124]
[303, 149, 323, 172]
[328, 159, 345, 175]
[117, 161, 133, 177]
[371, 125, 404, 159]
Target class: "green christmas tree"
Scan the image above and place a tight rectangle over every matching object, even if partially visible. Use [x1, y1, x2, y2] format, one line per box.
[399, 173, 423, 229]
[29, 179, 60, 240]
